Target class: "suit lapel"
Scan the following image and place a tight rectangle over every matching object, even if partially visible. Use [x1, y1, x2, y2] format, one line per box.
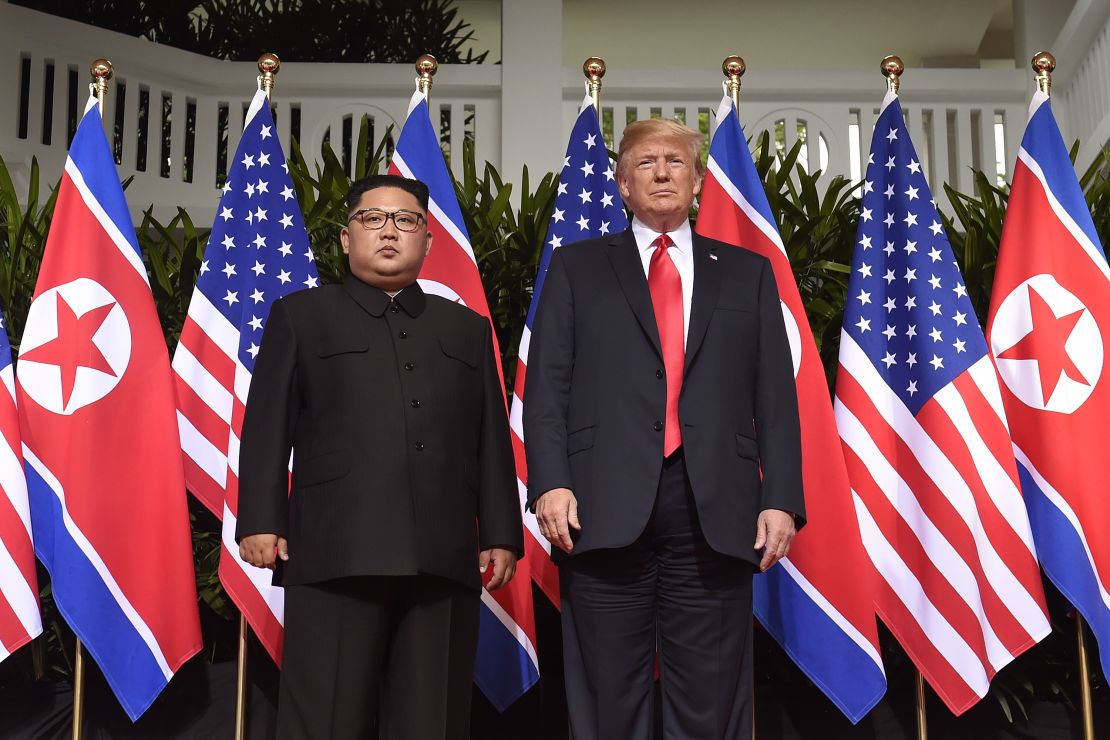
[607, 230, 662, 358]
[684, 236, 722, 371]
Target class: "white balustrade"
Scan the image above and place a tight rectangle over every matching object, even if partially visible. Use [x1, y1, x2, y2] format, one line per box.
[9, 1, 1104, 229]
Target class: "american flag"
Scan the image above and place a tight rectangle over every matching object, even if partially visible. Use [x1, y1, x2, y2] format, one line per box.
[834, 91, 1050, 714]
[390, 90, 539, 710]
[511, 95, 628, 606]
[173, 88, 319, 664]
[987, 90, 1110, 677]
[0, 302, 41, 662]
[696, 95, 886, 722]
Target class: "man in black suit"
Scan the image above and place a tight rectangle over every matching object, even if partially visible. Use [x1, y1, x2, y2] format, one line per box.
[236, 174, 522, 739]
[524, 119, 805, 739]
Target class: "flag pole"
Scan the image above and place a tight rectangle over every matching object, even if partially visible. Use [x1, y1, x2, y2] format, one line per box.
[723, 55, 745, 112]
[416, 54, 438, 101]
[230, 52, 283, 740]
[1076, 614, 1095, 740]
[583, 57, 605, 118]
[1028, 47, 1094, 740]
[73, 58, 114, 740]
[915, 670, 928, 740]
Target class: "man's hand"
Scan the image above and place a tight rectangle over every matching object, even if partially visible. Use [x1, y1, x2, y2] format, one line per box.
[240, 534, 288, 570]
[534, 487, 580, 553]
[754, 509, 795, 572]
[479, 548, 518, 591]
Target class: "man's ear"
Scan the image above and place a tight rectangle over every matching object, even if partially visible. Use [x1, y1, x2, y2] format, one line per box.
[424, 229, 433, 256]
[340, 227, 351, 255]
[693, 170, 704, 197]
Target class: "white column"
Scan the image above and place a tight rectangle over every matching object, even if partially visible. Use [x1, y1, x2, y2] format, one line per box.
[500, 0, 563, 183]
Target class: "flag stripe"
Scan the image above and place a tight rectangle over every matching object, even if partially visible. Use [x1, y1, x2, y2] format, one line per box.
[0, 536, 38, 641]
[851, 492, 989, 697]
[26, 461, 179, 718]
[836, 397, 1003, 669]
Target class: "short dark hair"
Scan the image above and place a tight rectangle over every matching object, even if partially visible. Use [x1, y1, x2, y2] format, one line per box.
[346, 174, 430, 215]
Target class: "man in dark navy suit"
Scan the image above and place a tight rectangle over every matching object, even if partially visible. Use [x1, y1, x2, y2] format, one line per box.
[525, 119, 805, 739]
[237, 174, 522, 740]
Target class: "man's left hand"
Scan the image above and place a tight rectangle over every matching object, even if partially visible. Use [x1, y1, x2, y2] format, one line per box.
[754, 509, 796, 572]
[479, 548, 518, 591]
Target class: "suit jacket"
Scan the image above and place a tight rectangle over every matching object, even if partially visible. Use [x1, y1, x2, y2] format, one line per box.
[523, 229, 805, 565]
[235, 276, 522, 590]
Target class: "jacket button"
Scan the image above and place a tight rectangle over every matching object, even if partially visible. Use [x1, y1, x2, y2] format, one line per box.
[404, 362, 415, 371]
[655, 369, 664, 379]
[653, 421, 663, 432]
[414, 442, 424, 451]
[398, 330, 408, 339]
[411, 399, 422, 408]
[389, 304, 400, 314]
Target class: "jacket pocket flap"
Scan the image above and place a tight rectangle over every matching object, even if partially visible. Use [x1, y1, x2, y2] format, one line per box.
[439, 338, 479, 368]
[316, 339, 368, 358]
[735, 433, 759, 460]
[567, 425, 597, 455]
[293, 450, 350, 487]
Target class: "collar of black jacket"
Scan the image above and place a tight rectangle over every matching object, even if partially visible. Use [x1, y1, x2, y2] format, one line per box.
[342, 274, 427, 317]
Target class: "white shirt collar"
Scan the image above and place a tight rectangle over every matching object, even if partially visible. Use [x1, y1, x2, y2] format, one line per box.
[631, 217, 693, 255]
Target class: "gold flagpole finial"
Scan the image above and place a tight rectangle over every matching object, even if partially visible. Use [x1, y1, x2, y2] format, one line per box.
[583, 57, 606, 116]
[90, 59, 113, 119]
[722, 55, 745, 111]
[880, 55, 904, 94]
[257, 52, 281, 101]
[416, 54, 438, 98]
[1032, 51, 1056, 96]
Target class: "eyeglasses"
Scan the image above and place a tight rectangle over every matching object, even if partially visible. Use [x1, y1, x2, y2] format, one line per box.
[347, 208, 426, 232]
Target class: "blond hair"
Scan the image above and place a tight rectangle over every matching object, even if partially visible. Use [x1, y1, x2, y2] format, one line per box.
[616, 118, 705, 177]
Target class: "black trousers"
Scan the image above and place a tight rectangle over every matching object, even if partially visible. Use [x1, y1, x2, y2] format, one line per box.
[277, 574, 480, 740]
[560, 451, 755, 740]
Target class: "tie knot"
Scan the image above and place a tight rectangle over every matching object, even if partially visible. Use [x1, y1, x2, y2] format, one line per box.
[653, 234, 673, 252]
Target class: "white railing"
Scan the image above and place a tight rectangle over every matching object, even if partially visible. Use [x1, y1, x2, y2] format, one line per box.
[0, 2, 1069, 227]
[571, 67, 1030, 200]
[1053, 0, 1110, 171]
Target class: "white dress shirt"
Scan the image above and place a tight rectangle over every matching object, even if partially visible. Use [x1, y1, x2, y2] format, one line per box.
[631, 217, 694, 347]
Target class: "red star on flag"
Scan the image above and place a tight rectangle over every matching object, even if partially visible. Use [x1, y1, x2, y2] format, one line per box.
[20, 293, 118, 408]
[997, 285, 1089, 405]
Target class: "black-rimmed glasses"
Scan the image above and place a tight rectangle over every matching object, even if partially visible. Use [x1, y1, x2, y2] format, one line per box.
[348, 208, 426, 232]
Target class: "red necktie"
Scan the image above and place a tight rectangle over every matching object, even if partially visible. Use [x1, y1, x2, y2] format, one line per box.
[647, 234, 684, 456]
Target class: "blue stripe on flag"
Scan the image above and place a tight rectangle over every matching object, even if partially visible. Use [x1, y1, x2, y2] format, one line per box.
[66, 102, 143, 260]
[754, 566, 886, 723]
[1019, 463, 1110, 676]
[473, 603, 540, 712]
[711, 106, 778, 231]
[27, 465, 166, 721]
[395, 97, 469, 236]
[1023, 102, 1108, 261]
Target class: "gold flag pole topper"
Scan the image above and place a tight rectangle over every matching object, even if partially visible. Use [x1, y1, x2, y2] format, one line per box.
[583, 57, 605, 118]
[416, 53, 438, 100]
[73, 60, 113, 740]
[90, 58, 112, 114]
[881, 54, 904, 95]
[1035, 48, 1098, 740]
[258, 51, 280, 97]
[723, 55, 745, 112]
[1033, 50, 1055, 96]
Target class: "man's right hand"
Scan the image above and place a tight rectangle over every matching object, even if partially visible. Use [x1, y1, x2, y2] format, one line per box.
[534, 487, 580, 553]
[239, 534, 288, 570]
